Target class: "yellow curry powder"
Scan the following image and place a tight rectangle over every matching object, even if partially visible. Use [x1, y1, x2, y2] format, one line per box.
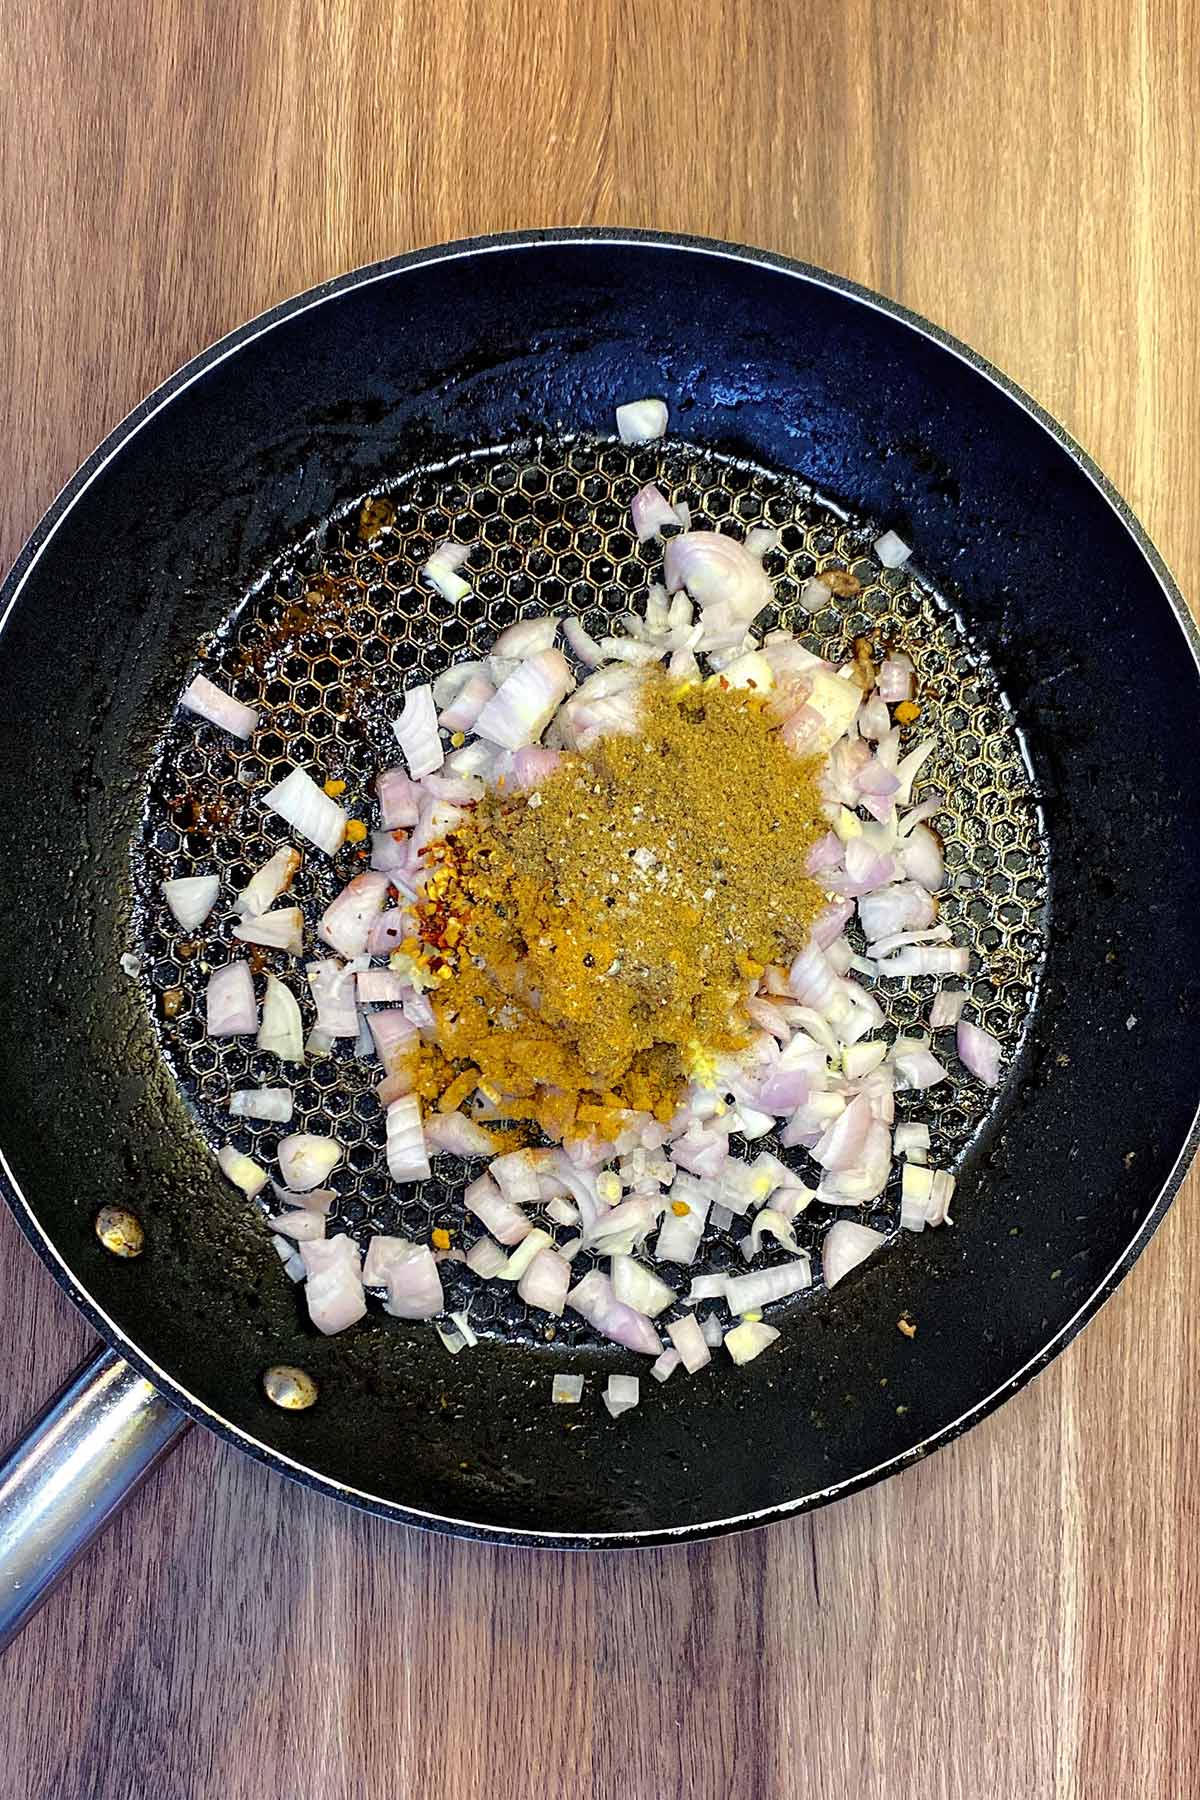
[409, 672, 827, 1139]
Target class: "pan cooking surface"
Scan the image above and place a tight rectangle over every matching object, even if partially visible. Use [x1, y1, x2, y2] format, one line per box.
[132, 435, 1048, 1348]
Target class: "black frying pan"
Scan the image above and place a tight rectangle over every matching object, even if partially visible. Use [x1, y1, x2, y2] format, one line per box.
[0, 231, 1197, 1639]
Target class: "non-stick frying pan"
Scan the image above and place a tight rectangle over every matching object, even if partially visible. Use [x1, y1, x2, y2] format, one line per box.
[1, 230, 1198, 1646]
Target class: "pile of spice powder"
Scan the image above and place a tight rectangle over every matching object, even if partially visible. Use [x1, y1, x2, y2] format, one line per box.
[409, 672, 828, 1140]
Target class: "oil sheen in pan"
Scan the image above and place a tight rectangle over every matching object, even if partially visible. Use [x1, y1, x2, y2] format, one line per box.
[132, 435, 1049, 1349]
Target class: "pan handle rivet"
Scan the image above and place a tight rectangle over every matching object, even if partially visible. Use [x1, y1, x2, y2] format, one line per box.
[262, 1365, 319, 1411]
[94, 1206, 145, 1258]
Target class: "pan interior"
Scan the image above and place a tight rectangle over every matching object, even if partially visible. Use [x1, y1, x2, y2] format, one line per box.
[132, 433, 1048, 1350]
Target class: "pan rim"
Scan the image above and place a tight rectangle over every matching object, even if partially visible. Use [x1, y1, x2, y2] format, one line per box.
[2, 225, 1198, 1548]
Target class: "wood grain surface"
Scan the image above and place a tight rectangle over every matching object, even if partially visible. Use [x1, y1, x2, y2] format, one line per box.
[1, 1, 1197, 1795]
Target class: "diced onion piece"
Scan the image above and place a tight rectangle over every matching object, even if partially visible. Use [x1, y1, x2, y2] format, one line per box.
[822, 1220, 887, 1288]
[725, 1320, 780, 1364]
[799, 575, 832, 614]
[495, 1229, 553, 1281]
[303, 958, 358, 1039]
[263, 766, 347, 855]
[874, 945, 970, 977]
[386, 1095, 430, 1183]
[257, 973, 304, 1061]
[368, 1008, 418, 1077]
[376, 767, 422, 829]
[301, 1234, 365, 1335]
[180, 673, 258, 739]
[517, 1246, 571, 1316]
[903, 823, 945, 890]
[464, 1174, 530, 1245]
[651, 1347, 681, 1382]
[392, 684, 443, 779]
[567, 1270, 662, 1355]
[894, 1122, 931, 1158]
[278, 1133, 342, 1192]
[666, 1312, 710, 1374]
[229, 1088, 293, 1123]
[271, 1182, 335, 1214]
[900, 1163, 934, 1232]
[474, 649, 575, 751]
[610, 1255, 677, 1318]
[217, 1144, 267, 1198]
[162, 875, 219, 931]
[654, 1192, 710, 1264]
[929, 987, 966, 1029]
[957, 1018, 1002, 1087]
[552, 1374, 584, 1404]
[318, 870, 390, 958]
[874, 529, 912, 569]
[363, 1237, 443, 1319]
[231, 906, 304, 955]
[493, 615, 559, 659]
[265, 1209, 325, 1242]
[615, 397, 668, 444]
[663, 530, 773, 643]
[466, 1235, 510, 1277]
[438, 672, 495, 733]
[421, 539, 472, 603]
[564, 615, 606, 668]
[234, 846, 301, 917]
[723, 1260, 812, 1313]
[603, 1374, 640, 1418]
[450, 1310, 477, 1348]
[206, 961, 257, 1037]
[630, 483, 682, 542]
[424, 1111, 495, 1157]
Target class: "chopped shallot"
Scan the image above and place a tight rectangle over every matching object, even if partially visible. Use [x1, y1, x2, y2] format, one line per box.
[163, 874, 219, 931]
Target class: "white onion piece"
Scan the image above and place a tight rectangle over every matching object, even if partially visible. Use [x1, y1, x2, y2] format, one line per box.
[374, 1240, 444, 1320]
[957, 1018, 1002, 1087]
[206, 961, 257, 1037]
[610, 1255, 676, 1318]
[304, 958, 358, 1039]
[386, 1095, 430, 1182]
[370, 827, 410, 873]
[651, 1347, 681, 1382]
[874, 529, 912, 568]
[903, 823, 945, 890]
[900, 1163, 934, 1232]
[893, 1123, 931, 1160]
[368, 1008, 418, 1075]
[892, 1046, 951, 1091]
[725, 1320, 781, 1364]
[926, 1169, 956, 1226]
[630, 483, 682, 541]
[666, 1312, 710, 1373]
[162, 875, 219, 931]
[376, 767, 422, 829]
[744, 1209, 802, 1260]
[180, 674, 258, 739]
[552, 1374, 584, 1404]
[492, 615, 559, 659]
[724, 1261, 812, 1313]
[929, 987, 967, 1029]
[422, 540, 472, 603]
[603, 1374, 640, 1418]
[231, 906, 304, 955]
[877, 651, 915, 702]
[894, 739, 936, 806]
[234, 846, 301, 917]
[355, 969, 408, 1004]
[449, 1310, 477, 1348]
[464, 1173, 528, 1245]
[584, 1197, 659, 1257]
[822, 1220, 887, 1289]
[868, 923, 952, 960]
[663, 530, 773, 643]
[545, 1196, 579, 1227]
[490, 1150, 542, 1207]
[654, 1192, 710, 1263]
[257, 973, 304, 1061]
[563, 616, 605, 668]
[857, 882, 936, 941]
[317, 871, 389, 959]
[615, 397, 667, 444]
[278, 1133, 342, 1191]
[567, 1270, 661, 1355]
[438, 672, 495, 733]
[265, 1209, 325, 1242]
[270, 1181, 334, 1213]
[517, 1246, 571, 1316]
[392, 684, 443, 779]
[263, 767, 347, 855]
[217, 1144, 267, 1198]
[874, 945, 970, 977]
[798, 575, 832, 614]
[424, 1111, 495, 1157]
[495, 1229, 553, 1281]
[229, 1088, 293, 1123]
[301, 1234, 365, 1334]
[474, 649, 574, 751]
[466, 1235, 510, 1277]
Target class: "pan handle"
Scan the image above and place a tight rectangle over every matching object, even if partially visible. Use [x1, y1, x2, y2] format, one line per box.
[0, 1345, 189, 1651]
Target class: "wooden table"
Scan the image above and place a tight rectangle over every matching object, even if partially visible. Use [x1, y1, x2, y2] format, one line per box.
[1, 2, 1197, 1794]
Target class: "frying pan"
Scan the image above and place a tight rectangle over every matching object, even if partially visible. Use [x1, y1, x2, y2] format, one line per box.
[1, 229, 1198, 1646]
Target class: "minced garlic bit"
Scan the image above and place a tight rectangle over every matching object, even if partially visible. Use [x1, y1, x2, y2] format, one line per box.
[406, 672, 826, 1142]
[897, 1314, 917, 1338]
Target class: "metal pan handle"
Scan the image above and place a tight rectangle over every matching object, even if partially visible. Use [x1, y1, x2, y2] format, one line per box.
[0, 1346, 189, 1651]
